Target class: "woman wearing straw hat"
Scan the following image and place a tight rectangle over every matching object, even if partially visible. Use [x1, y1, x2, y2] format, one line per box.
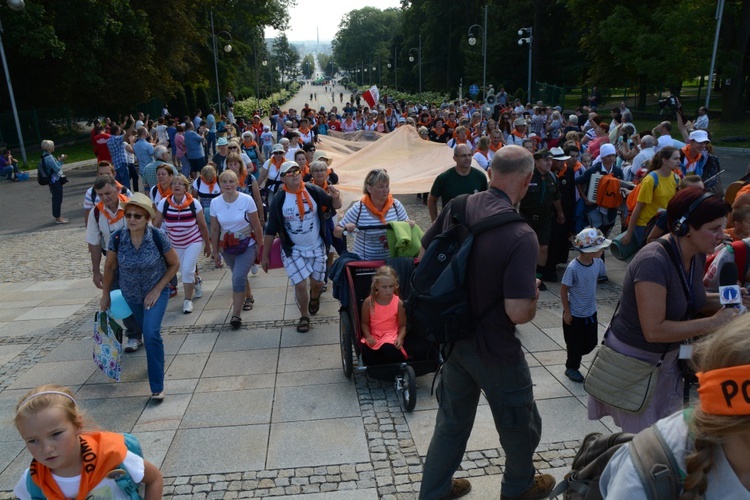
[100, 192, 180, 400]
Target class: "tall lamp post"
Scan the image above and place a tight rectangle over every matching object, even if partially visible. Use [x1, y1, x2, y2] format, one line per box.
[387, 45, 397, 90]
[468, 4, 488, 103]
[210, 11, 232, 115]
[1, 0, 27, 166]
[408, 35, 422, 94]
[517, 27, 533, 103]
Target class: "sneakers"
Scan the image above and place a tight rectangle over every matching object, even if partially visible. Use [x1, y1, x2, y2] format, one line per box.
[565, 368, 585, 383]
[501, 474, 556, 500]
[151, 391, 165, 401]
[124, 338, 142, 353]
[441, 478, 472, 499]
[194, 277, 203, 298]
[183, 300, 193, 314]
[251, 264, 259, 275]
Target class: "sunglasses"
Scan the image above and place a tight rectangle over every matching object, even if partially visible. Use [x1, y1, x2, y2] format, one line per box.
[273, 151, 284, 155]
[284, 169, 301, 177]
[228, 146, 239, 150]
[125, 212, 145, 220]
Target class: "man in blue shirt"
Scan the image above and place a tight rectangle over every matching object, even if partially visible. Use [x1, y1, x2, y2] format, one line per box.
[183, 121, 206, 179]
[205, 107, 217, 157]
[133, 127, 155, 186]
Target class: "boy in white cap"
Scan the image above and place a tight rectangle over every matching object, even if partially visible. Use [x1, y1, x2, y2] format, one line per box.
[560, 227, 611, 382]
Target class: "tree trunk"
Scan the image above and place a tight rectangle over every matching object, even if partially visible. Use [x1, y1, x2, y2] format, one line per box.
[720, 1, 750, 121]
[637, 82, 648, 111]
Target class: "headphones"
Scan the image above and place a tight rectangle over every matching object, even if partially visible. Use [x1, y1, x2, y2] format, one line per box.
[671, 192, 715, 237]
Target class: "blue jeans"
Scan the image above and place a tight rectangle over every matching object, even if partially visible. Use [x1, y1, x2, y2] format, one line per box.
[115, 166, 130, 187]
[1, 163, 19, 180]
[419, 340, 542, 499]
[206, 132, 216, 156]
[126, 287, 169, 393]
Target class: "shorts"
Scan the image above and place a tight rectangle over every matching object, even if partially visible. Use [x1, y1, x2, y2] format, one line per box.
[189, 157, 206, 173]
[528, 217, 552, 246]
[282, 244, 327, 285]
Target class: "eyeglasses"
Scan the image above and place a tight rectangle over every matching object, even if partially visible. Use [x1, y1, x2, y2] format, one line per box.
[307, 148, 316, 152]
[124, 212, 145, 220]
[272, 151, 284, 155]
[311, 169, 327, 173]
[284, 169, 301, 177]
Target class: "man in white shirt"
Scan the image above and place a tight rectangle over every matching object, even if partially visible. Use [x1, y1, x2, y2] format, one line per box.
[694, 106, 709, 130]
[262, 161, 342, 333]
[627, 135, 657, 181]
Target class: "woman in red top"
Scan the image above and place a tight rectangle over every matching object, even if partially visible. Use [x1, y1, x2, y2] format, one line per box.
[360, 266, 407, 366]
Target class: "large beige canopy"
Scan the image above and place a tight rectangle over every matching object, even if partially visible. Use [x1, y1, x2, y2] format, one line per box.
[316, 125, 486, 208]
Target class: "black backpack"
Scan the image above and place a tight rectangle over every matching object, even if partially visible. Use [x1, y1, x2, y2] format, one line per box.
[551, 424, 681, 500]
[37, 156, 50, 185]
[406, 194, 524, 345]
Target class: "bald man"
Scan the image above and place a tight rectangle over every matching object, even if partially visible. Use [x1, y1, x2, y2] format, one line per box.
[427, 144, 488, 221]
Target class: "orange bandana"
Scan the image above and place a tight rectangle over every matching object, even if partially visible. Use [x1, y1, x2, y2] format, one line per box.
[156, 183, 172, 200]
[682, 144, 701, 164]
[167, 193, 195, 211]
[572, 161, 583, 172]
[243, 140, 258, 149]
[556, 165, 568, 179]
[237, 171, 248, 188]
[315, 180, 329, 191]
[29, 431, 127, 500]
[361, 194, 394, 224]
[697, 365, 750, 415]
[489, 143, 503, 152]
[95, 194, 128, 224]
[282, 184, 313, 220]
[199, 176, 217, 193]
[512, 130, 526, 139]
[271, 155, 285, 170]
[433, 127, 445, 137]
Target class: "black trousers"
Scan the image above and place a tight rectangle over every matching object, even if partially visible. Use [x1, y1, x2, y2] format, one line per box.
[563, 312, 598, 370]
[127, 162, 139, 192]
[362, 342, 406, 366]
[49, 179, 64, 218]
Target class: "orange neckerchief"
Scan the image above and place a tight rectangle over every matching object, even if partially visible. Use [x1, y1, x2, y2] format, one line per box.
[242, 139, 258, 149]
[114, 181, 126, 192]
[556, 165, 568, 179]
[362, 194, 394, 224]
[157, 183, 172, 199]
[282, 183, 314, 220]
[489, 142, 503, 152]
[682, 144, 701, 164]
[314, 179, 329, 191]
[299, 125, 310, 136]
[199, 175, 217, 193]
[385, 109, 393, 117]
[445, 120, 457, 129]
[433, 126, 445, 137]
[572, 161, 583, 172]
[236, 171, 248, 188]
[271, 155, 285, 170]
[96, 194, 128, 224]
[511, 130, 526, 139]
[29, 431, 127, 500]
[168, 193, 195, 211]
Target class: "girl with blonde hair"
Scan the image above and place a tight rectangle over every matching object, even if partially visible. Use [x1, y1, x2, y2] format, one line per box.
[360, 265, 407, 366]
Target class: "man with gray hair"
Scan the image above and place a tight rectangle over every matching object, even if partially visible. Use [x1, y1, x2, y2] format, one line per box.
[142, 146, 175, 189]
[627, 135, 657, 181]
[419, 145, 555, 500]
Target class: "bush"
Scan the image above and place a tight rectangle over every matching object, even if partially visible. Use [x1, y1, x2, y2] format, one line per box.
[234, 82, 302, 118]
[347, 85, 449, 107]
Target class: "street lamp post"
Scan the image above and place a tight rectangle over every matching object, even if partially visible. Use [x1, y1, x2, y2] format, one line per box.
[0, 0, 27, 166]
[210, 11, 232, 116]
[468, 4, 488, 105]
[408, 35, 422, 94]
[387, 45, 397, 90]
[517, 27, 533, 103]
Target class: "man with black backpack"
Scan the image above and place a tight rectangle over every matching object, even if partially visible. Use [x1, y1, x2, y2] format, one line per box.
[418, 146, 555, 500]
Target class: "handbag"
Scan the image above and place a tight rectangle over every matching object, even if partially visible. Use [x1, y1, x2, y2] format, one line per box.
[584, 339, 667, 414]
[219, 231, 251, 255]
[93, 311, 124, 382]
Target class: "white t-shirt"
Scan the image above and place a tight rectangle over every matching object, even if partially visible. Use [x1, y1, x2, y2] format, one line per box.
[14, 450, 144, 500]
[262, 160, 284, 192]
[473, 152, 490, 171]
[209, 193, 257, 235]
[85, 205, 127, 250]
[281, 191, 321, 251]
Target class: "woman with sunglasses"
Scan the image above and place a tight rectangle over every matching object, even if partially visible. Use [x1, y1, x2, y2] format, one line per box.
[239, 132, 263, 179]
[100, 192, 180, 400]
[258, 144, 288, 208]
[333, 169, 414, 260]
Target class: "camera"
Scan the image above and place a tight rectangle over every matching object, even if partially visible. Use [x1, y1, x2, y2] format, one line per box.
[658, 95, 678, 112]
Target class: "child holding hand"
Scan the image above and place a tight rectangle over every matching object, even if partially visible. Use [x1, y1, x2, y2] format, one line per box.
[13, 384, 163, 500]
[361, 265, 408, 365]
[561, 228, 611, 383]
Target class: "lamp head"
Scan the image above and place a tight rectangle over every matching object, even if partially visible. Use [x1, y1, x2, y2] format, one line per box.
[518, 29, 524, 36]
[468, 36, 477, 46]
[224, 44, 232, 53]
[409, 55, 414, 62]
[387, 63, 391, 68]
[262, 60, 267, 66]
[7, 0, 24, 11]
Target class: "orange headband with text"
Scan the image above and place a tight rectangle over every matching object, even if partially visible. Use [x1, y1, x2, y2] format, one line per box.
[697, 365, 750, 415]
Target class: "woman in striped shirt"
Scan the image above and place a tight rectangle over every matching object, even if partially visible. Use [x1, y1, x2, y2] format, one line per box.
[154, 174, 211, 313]
[333, 169, 413, 260]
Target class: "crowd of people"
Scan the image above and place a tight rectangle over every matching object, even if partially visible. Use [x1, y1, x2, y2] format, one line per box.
[16, 81, 750, 499]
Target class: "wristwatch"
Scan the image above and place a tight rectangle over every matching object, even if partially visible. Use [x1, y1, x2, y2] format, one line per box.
[342, 230, 349, 236]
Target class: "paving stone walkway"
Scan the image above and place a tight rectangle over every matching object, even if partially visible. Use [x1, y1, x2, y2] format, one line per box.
[0, 186, 630, 499]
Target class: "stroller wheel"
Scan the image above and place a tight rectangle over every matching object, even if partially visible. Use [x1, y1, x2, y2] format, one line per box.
[339, 311, 354, 379]
[396, 365, 417, 412]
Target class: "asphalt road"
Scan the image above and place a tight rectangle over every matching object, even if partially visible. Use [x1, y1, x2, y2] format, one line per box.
[1, 122, 748, 237]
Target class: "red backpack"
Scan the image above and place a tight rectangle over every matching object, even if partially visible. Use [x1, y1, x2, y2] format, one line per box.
[596, 174, 623, 209]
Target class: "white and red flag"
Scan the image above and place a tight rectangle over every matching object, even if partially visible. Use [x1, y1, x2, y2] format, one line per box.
[362, 85, 380, 108]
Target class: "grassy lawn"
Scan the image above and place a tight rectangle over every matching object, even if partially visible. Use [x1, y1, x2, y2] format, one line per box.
[20, 141, 96, 170]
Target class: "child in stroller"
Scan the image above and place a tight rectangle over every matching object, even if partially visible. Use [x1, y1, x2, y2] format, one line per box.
[360, 265, 407, 365]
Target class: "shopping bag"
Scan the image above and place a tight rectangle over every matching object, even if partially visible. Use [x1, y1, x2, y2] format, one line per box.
[93, 311, 123, 382]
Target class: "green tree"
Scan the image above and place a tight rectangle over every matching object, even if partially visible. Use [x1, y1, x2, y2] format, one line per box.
[272, 33, 300, 85]
[317, 53, 338, 76]
[301, 54, 315, 79]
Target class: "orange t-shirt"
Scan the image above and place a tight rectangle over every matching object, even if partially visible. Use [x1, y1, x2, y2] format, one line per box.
[364, 295, 407, 357]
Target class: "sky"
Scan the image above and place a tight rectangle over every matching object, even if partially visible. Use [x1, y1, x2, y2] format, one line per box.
[264, 0, 402, 42]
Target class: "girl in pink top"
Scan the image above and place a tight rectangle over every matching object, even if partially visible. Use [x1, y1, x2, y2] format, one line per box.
[360, 266, 407, 365]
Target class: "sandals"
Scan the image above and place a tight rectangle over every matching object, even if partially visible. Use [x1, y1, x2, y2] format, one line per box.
[297, 316, 310, 333]
[243, 297, 255, 311]
[308, 295, 321, 316]
[230, 315, 242, 330]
